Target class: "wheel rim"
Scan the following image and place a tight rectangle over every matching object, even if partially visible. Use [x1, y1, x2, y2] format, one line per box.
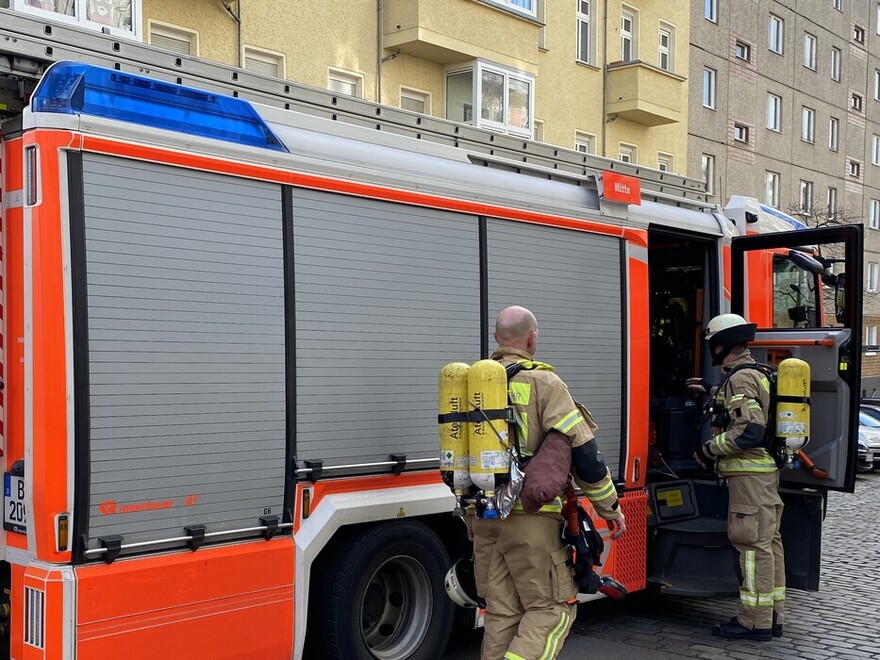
[359, 554, 434, 659]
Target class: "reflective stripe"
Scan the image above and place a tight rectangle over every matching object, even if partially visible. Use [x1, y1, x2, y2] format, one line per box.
[760, 376, 771, 394]
[757, 592, 774, 607]
[739, 589, 758, 606]
[509, 381, 531, 405]
[743, 550, 755, 594]
[730, 394, 746, 403]
[538, 608, 571, 660]
[773, 586, 786, 601]
[747, 401, 762, 410]
[513, 497, 563, 513]
[513, 359, 555, 372]
[504, 653, 526, 660]
[556, 408, 583, 434]
[718, 457, 778, 473]
[583, 481, 616, 501]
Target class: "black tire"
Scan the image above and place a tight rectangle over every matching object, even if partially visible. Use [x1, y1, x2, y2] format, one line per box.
[309, 520, 454, 660]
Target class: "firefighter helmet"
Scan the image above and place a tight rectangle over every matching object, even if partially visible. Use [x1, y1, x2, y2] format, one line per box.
[704, 314, 757, 365]
[443, 557, 485, 609]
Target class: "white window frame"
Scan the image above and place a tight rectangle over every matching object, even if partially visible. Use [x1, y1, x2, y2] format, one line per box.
[827, 187, 838, 219]
[869, 263, 879, 292]
[619, 143, 637, 164]
[852, 93, 864, 111]
[658, 23, 674, 72]
[621, 7, 638, 62]
[486, 0, 537, 18]
[575, 131, 595, 154]
[833, 0, 842, 11]
[702, 153, 715, 195]
[801, 107, 815, 143]
[328, 68, 365, 98]
[867, 325, 879, 346]
[400, 87, 432, 114]
[849, 160, 862, 177]
[735, 41, 751, 61]
[799, 180, 814, 213]
[873, 135, 880, 166]
[877, 4, 880, 35]
[242, 46, 286, 79]
[445, 61, 535, 138]
[769, 14, 784, 54]
[854, 24, 866, 44]
[829, 117, 840, 151]
[703, 67, 716, 109]
[657, 152, 673, 172]
[734, 123, 749, 143]
[875, 69, 880, 101]
[804, 33, 817, 70]
[831, 47, 841, 81]
[148, 21, 198, 56]
[767, 93, 782, 131]
[765, 171, 780, 207]
[12, 0, 142, 39]
[534, 119, 545, 142]
[576, 0, 595, 65]
[705, 0, 717, 22]
[870, 199, 880, 229]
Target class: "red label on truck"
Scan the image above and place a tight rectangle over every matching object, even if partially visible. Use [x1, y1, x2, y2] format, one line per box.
[601, 171, 641, 205]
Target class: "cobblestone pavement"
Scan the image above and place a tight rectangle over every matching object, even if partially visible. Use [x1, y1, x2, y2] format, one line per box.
[444, 470, 880, 659]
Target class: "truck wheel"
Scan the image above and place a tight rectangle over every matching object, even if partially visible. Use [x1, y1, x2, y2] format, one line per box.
[311, 520, 454, 660]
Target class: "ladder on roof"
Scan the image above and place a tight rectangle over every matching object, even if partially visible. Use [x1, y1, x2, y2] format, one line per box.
[0, 7, 709, 207]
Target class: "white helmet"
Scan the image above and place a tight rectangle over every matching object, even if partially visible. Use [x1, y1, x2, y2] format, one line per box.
[704, 313, 757, 365]
[444, 558, 485, 609]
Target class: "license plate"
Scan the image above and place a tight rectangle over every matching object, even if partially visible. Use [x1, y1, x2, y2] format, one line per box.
[4, 473, 26, 534]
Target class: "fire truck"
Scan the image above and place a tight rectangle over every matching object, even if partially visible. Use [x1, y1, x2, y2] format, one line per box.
[0, 9, 864, 660]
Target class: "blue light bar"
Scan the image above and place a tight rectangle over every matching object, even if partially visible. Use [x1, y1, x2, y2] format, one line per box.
[759, 203, 808, 230]
[31, 61, 288, 153]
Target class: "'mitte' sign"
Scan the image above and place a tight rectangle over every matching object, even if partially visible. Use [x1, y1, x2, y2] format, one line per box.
[600, 171, 641, 205]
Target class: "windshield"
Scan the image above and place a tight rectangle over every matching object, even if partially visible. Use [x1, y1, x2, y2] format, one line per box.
[859, 410, 880, 427]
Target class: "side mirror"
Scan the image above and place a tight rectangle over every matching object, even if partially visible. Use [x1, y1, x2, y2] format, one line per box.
[835, 273, 846, 324]
[788, 249, 825, 275]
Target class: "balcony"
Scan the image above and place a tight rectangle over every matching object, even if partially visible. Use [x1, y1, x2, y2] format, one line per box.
[605, 61, 684, 127]
[382, 0, 538, 69]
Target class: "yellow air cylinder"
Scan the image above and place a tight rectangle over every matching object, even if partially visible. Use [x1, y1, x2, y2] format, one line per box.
[776, 357, 811, 459]
[468, 359, 510, 512]
[439, 362, 472, 495]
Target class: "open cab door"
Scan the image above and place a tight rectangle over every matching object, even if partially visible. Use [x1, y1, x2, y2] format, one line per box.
[732, 225, 863, 589]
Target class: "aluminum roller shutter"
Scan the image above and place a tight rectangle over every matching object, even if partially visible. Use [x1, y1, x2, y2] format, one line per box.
[81, 154, 286, 554]
[486, 219, 624, 475]
[292, 188, 481, 468]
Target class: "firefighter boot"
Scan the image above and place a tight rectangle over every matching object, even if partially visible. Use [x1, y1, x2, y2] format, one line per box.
[711, 617, 772, 641]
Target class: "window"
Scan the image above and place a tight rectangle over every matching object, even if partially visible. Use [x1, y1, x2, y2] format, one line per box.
[877, 4, 880, 35]
[767, 93, 782, 131]
[871, 199, 880, 229]
[765, 171, 780, 207]
[849, 159, 862, 177]
[867, 325, 879, 346]
[803, 33, 817, 69]
[735, 41, 751, 61]
[772, 255, 821, 328]
[869, 263, 879, 292]
[734, 123, 749, 143]
[12, 0, 140, 38]
[621, 8, 637, 62]
[705, 0, 717, 22]
[702, 154, 715, 195]
[619, 143, 637, 163]
[148, 22, 197, 55]
[874, 135, 880, 166]
[827, 187, 838, 218]
[875, 69, 880, 100]
[703, 67, 716, 108]
[487, 0, 536, 17]
[799, 180, 814, 212]
[852, 93, 864, 111]
[445, 62, 534, 138]
[657, 153, 673, 172]
[833, 0, 842, 10]
[243, 47, 285, 79]
[801, 107, 815, 142]
[534, 119, 545, 142]
[577, 0, 594, 65]
[329, 69, 364, 98]
[854, 25, 866, 44]
[401, 88, 431, 114]
[658, 23, 674, 72]
[831, 47, 841, 81]
[769, 14, 784, 54]
[575, 131, 595, 154]
[829, 117, 839, 151]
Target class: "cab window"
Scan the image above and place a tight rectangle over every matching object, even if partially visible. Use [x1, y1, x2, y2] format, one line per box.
[772, 254, 821, 328]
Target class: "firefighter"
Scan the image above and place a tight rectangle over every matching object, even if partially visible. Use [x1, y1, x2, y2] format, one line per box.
[690, 313, 785, 641]
[471, 305, 626, 660]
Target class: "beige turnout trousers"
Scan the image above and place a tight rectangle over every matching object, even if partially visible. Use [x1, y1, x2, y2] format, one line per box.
[726, 471, 785, 630]
[472, 513, 576, 660]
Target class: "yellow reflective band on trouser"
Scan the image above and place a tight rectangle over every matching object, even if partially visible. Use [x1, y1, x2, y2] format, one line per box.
[718, 457, 778, 473]
[584, 481, 616, 502]
[757, 592, 774, 607]
[509, 382, 531, 405]
[555, 408, 583, 434]
[504, 654, 526, 660]
[743, 550, 755, 595]
[539, 609, 571, 660]
[773, 586, 786, 602]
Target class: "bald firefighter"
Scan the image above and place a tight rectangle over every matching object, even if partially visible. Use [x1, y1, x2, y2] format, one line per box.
[471, 306, 626, 660]
[690, 313, 785, 641]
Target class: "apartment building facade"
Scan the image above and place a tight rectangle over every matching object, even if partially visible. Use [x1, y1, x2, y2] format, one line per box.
[688, 0, 880, 394]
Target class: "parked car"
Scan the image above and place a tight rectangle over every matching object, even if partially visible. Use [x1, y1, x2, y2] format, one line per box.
[858, 408, 880, 470]
[858, 436, 874, 473]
